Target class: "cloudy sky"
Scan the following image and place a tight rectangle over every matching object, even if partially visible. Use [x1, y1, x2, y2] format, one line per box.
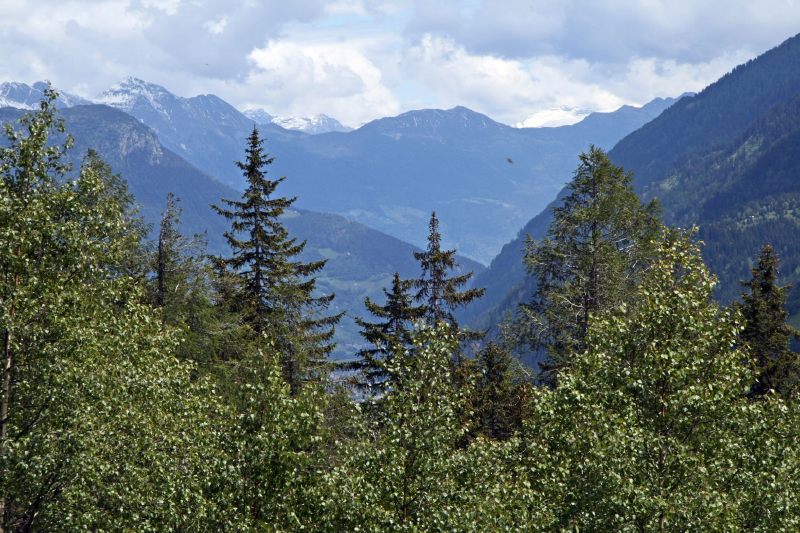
[1, 0, 799, 127]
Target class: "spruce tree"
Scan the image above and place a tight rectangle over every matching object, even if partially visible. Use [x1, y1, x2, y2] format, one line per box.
[738, 244, 800, 397]
[212, 126, 341, 392]
[413, 212, 484, 340]
[471, 342, 524, 440]
[522, 146, 662, 385]
[349, 272, 425, 393]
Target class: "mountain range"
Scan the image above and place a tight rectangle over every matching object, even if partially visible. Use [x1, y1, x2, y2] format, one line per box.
[0, 78, 680, 357]
[0, 78, 675, 263]
[462, 32, 800, 332]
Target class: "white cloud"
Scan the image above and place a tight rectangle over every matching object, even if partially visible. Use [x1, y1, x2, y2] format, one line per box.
[402, 35, 623, 124]
[246, 38, 400, 126]
[0, 1, 797, 126]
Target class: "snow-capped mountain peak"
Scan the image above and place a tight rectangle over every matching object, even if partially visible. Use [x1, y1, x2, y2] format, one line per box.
[272, 113, 352, 134]
[243, 107, 351, 134]
[96, 77, 177, 117]
[0, 81, 90, 110]
[243, 108, 274, 125]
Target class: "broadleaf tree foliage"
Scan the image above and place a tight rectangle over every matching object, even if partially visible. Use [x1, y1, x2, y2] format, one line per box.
[2, 91, 800, 531]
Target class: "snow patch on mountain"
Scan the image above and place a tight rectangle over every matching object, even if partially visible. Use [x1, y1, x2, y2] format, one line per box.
[96, 77, 177, 119]
[514, 105, 594, 128]
[0, 81, 90, 109]
[243, 108, 274, 125]
[272, 113, 352, 134]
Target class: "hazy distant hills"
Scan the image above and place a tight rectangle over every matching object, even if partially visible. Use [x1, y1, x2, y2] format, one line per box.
[94, 79, 674, 263]
[0, 78, 675, 263]
[0, 104, 482, 357]
[463, 32, 800, 331]
[264, 99, 676, 263]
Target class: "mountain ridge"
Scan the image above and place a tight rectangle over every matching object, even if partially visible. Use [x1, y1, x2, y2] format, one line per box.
[461, 32, 800, 332]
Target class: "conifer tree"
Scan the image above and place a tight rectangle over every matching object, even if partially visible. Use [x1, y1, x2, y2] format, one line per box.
[212, 126, 341, 392]
[738, 244, 800, 397]
[153, 193, 208, 310]
[149, 193, 217, 364]
[413, 212, 484, 343]
[471, 342, 524, 440]
[522, 146, 662, 385]
[349, 272, 424, 393]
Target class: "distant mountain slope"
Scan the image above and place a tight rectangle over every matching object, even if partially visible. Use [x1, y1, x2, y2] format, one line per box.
[0, 81, 91, 109]
[95, 78, 304, 188]
[258, 99, 676, 263]
[0, 104, 482, 357]
[641, 93, 800, 315]
[611, 33, 800, 187]
[463, 32, 800, 331]
[41, 77, 671, 263]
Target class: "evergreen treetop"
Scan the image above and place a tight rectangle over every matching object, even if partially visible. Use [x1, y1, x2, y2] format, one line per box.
[522, 145, 662, 385]
[349, 272, 425, 393]
[413, 212, 484, 332]
[212, 126, 341, 391]
[739, 244, 800, 397]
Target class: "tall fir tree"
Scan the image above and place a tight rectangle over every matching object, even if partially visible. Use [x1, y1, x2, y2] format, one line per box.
[212, 126, 342, 393]
[738, 244, 800, 397]
[522, 146, 662, 385]
[413, 212, 484, 343]
[349, 272, 425, 393]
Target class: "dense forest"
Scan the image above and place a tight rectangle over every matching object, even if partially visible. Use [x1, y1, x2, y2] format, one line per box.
[2, 89, 800, 531]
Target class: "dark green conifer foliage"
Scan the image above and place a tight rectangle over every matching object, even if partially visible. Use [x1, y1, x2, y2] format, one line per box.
[471, 342, 524, 440]
[153, 193, 208, 310]
[212, 126, 342, 392]
[150, 193, 217, 364]
[413, 212, 485, 338]
[523, 146, 662, 385]
[350, 272, 425, 393]
[739, 244, 800, 397]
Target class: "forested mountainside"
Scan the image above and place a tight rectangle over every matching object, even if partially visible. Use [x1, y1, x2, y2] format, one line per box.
[464, 33, 800, 330]
[0, 104, 482, 357]
[1, 78, 674, 263]
[641, 93, 800, 317]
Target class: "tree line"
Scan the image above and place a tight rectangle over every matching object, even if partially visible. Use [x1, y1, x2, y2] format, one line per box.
[1, 90, 800, 531]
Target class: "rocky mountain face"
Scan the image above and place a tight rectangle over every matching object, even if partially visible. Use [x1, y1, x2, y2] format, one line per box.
[0, 81, 91, 109]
